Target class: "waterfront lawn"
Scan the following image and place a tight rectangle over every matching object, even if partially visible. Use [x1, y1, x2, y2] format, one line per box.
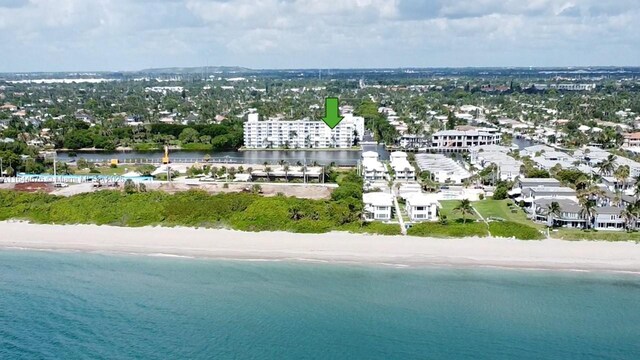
[408, 221, 489, 238]
[473, 200, 538, 226]
[180, 143, 213, 151]
[132, 143, 161, 151]
[439, 200, 479, 222]
[473, 200, 544, 239]
[551, 228, 640, 242]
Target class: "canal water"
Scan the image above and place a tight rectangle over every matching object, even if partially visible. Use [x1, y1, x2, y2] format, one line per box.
[57, 145, 390, 166]
[55, 138, 532, 166]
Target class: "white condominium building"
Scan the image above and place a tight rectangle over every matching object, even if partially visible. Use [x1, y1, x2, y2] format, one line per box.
[431, 128, 501, 152]
[243, 113, 365, 149]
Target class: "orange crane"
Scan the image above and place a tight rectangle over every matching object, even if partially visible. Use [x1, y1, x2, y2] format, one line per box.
[162, 145, 170, 164]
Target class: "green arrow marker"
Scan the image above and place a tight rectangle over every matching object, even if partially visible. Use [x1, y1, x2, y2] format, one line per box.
[322, 97, 344, 129]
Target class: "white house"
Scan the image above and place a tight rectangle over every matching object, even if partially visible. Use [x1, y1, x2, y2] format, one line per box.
[404, 193, 440, 222]
[521, 187, 577, 209]
[594, 207, 625, 231]
[362, 151, 388, 182]
[390, 152, 415, 181]
[363, 192, 394, 221]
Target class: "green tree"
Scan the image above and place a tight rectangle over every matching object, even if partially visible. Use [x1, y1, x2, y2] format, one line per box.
[596, 154, 617, 176]
[579, 198, 596, 230]
[453, 199, 474, 224]
[546, 201, 562, 228]
[124, 179, 138, 194]
[178, 128, 200, 144]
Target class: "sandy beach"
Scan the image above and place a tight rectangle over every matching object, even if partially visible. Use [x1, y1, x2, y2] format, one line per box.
[1, 221, 640, 273]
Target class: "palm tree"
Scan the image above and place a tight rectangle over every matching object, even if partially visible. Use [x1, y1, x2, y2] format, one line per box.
[453, 199, 475, 224]
[579, 198, 596, 230]
[634, 175, 640, 197]
[546, 201, 562, 228]
[614, 190, 623, 207]
[614, 165, 630, 191]
[577, 178, 605, 203]
[596, 154, 617, 177]
[621, 203, 637, 231]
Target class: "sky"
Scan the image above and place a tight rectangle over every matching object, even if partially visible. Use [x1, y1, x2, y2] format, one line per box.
[0, 0, 639, 72]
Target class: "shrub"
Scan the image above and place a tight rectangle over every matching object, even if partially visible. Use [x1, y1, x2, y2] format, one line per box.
[488, 221, 543, 240]
[408, 221, 489, 238]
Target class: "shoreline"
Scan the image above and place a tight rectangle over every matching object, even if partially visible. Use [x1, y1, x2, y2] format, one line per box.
[1, 222, 640, 273]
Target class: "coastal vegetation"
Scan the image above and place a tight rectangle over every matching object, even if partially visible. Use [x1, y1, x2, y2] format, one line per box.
[0, 170, 399, 235]
[408, 221, 489, 238]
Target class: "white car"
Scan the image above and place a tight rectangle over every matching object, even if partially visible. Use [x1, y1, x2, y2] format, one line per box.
[53, 183, 69, 188]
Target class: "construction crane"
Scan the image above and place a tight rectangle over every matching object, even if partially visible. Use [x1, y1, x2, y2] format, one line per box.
[162, 145, 170, 164]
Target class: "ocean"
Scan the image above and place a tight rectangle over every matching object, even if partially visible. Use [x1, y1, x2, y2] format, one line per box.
[1, 250, 639, 359]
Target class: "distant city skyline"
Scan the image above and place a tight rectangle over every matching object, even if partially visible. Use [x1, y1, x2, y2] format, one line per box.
[1, 0, 639, 72]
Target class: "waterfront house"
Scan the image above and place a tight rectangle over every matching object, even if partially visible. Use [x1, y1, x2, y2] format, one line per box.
[594, 207, 626, 231]
[531, 198, 585, 229]
[404, 193, 440, 222]
[363, 192, 394, 221]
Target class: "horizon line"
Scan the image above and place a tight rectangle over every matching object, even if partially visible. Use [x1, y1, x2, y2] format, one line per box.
[2, 65, 640, 75]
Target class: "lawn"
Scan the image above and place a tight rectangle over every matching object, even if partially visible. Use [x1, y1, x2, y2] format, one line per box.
[552, 228, 640, 242]
[473, 199, 542, 228]
[439, 200, 478, 222]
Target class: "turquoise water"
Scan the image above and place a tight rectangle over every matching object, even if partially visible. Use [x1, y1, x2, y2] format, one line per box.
[1, 251, 639, 359]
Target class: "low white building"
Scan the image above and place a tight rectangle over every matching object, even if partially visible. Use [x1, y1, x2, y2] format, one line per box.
[363, 192, 394, 221]
[470, 145, 522, 181]
[389, 152, 415, 181]
[399, 134, 427, 149]
[415, 154, 471, 184]
[404, 193, 440, 222]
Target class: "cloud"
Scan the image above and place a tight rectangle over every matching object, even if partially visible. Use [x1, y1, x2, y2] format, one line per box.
[0, 0, 638, 71]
